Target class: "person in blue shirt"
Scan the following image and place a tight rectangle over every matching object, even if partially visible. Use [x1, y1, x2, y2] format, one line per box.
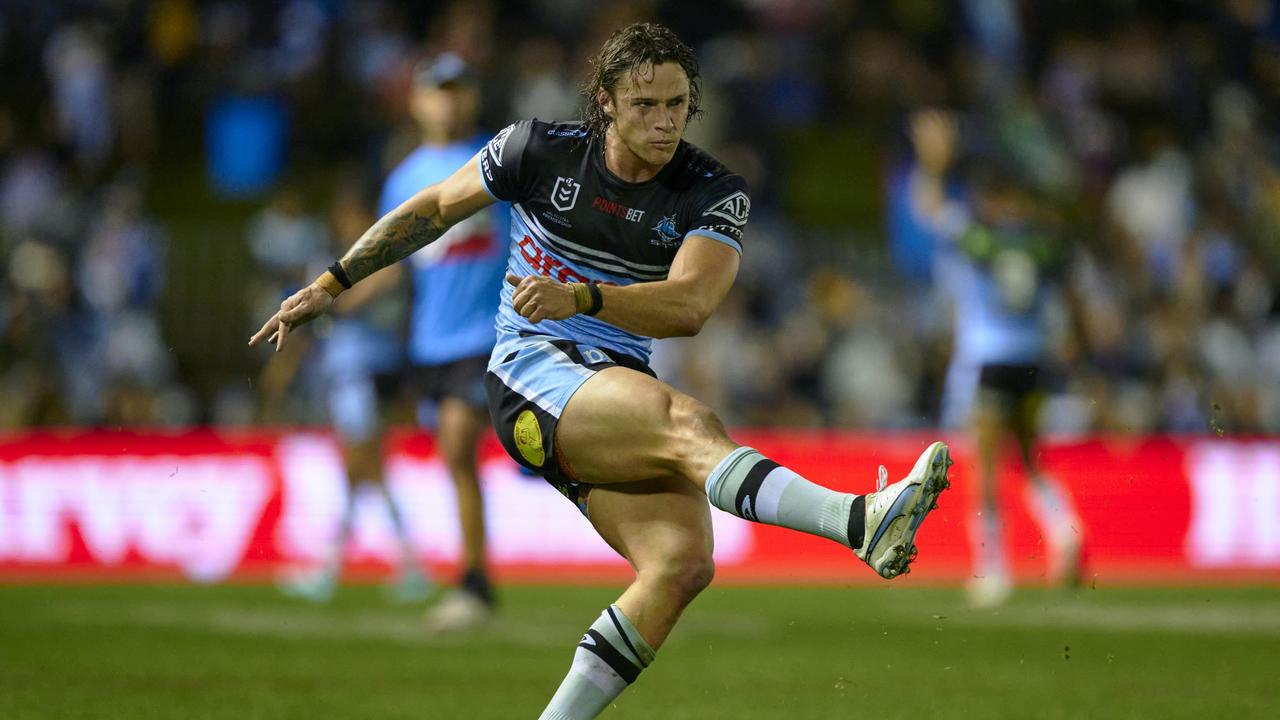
[272, 186, 430, 605]
[278, 56, 507, 625]
[382, 54, 509, 631]
[906, 109, 1085, 607]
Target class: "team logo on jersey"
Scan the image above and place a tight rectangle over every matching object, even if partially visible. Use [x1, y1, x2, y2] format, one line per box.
[486, 125, 514, 167]
[513, 409, 545, 467]
[551, 176, 581, 211]
[706, 191, 751, 226]
[651, 214, 681, 248]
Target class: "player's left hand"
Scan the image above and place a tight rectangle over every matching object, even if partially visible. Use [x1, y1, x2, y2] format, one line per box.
[507, 273, 576, 324]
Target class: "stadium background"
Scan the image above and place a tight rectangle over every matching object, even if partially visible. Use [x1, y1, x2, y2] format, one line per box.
[1, 1, 1278, 718]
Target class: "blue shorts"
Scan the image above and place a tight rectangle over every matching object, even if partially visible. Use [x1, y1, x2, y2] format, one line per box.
[322, 320, 401, 442]
[485, 333, 655, 515]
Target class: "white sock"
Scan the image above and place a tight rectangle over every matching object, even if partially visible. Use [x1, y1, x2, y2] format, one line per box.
[323, 495, 356, 579]
[539, 605, 655, 720]
[704, 447, 862, 548]
[1025, 475, 1082, 580]
[375, 482, 419, 571]
[1025, 474, 1080, 546]
[970, 508, 1007, 580]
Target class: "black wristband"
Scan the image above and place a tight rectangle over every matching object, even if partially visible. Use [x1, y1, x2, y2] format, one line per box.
[327, 261, 353, 289]
[584, 282, 604, 316]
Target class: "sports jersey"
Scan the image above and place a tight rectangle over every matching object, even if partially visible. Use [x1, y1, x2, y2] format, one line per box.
[477, 119, 750, 364]
[948, 220, 1064, 366]
[922, 192, 1062, 367]
[381, 138, 509, 366]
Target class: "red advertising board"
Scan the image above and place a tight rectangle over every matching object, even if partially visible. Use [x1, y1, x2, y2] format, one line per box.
[0, 429, 1277, 584]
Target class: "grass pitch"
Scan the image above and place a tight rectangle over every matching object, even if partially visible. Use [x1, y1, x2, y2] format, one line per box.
[2, 582, 1277, 719]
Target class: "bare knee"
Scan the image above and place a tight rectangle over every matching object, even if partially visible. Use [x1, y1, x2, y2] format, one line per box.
[664, 393, 734, 479]
[641, 550, 715, 606]
[438, 435, 479, 482]
[436, 403, 484, 479]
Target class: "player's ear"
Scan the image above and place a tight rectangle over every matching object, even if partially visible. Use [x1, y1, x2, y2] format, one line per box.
[597, 88, 615, 118]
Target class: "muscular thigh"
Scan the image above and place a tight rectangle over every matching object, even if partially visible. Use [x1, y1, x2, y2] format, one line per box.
[556, 367, 736, 486]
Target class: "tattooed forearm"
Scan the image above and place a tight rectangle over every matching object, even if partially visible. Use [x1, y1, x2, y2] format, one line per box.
[341, 210, 446, 283]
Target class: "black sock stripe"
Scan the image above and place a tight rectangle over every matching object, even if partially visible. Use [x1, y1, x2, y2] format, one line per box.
[734, 458, 780, 520]
[848, 495, 867, 550]
[605, 607, 642, 665]
[578, 629, 641, 684]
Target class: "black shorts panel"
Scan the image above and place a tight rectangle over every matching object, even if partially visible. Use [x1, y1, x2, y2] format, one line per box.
[409, 354, 490, 409]
[977, 363, 1042, 404]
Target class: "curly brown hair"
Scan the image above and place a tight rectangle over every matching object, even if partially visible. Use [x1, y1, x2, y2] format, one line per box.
[580, 22, 702, 140]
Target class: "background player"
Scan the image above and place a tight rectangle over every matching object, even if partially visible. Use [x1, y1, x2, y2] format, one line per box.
[907, 109, 1084, 607]
[252, 23, 951, 718]
[380, 53, 509, 631]
[268, 184, 429, 604]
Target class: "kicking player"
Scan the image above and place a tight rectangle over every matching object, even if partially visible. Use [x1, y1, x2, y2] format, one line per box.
[907, 109, 1084, 607]
[253, 24, 951, 719]
[382, 54, 509, 632]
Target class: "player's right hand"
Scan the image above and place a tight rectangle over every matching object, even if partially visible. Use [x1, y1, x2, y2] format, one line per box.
[248, 283, 334, 352]
[507, 272, 576, 324]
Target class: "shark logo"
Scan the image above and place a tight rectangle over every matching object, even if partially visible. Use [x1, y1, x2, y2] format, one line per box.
[651, 214, 681, 248]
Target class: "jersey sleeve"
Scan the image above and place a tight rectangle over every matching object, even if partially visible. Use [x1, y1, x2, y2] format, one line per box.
[478, 120, 535, 202]
[684, 175, 751, 254]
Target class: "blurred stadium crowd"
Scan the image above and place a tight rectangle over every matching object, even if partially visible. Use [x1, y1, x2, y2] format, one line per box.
[1, 0, 1278, 434]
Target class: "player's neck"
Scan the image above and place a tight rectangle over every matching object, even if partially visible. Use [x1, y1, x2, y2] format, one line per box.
[602, 127, 665, 184]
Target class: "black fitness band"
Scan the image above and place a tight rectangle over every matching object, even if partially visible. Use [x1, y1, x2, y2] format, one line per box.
[584, 282, 603, 316]
[328, 261, 353, 289]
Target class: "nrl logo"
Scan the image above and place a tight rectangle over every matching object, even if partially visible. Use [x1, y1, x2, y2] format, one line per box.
[706, 190, 750, 226]
[551, 176, 581, 211]
[651, 214, 681, 247]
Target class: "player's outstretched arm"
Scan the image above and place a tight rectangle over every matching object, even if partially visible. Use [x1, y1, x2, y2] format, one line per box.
[249, 154, 495, 351]
[507, 234, 739, 338]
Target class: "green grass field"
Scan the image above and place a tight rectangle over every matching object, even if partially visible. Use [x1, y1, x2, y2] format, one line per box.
[2, 583, 1278, 719]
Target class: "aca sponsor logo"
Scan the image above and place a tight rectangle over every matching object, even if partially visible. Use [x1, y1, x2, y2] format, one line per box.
[706, 190, 751, 226]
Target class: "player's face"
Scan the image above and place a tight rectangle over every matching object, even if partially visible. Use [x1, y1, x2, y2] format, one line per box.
[602, 62, 691, 168]
[411, 83, 479, 139]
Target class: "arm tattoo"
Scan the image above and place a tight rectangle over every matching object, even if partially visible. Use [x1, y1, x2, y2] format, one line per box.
[341, 210, 446, 283]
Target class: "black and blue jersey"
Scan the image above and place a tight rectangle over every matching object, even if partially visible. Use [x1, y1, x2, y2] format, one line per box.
[478, 119, 751, 363]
